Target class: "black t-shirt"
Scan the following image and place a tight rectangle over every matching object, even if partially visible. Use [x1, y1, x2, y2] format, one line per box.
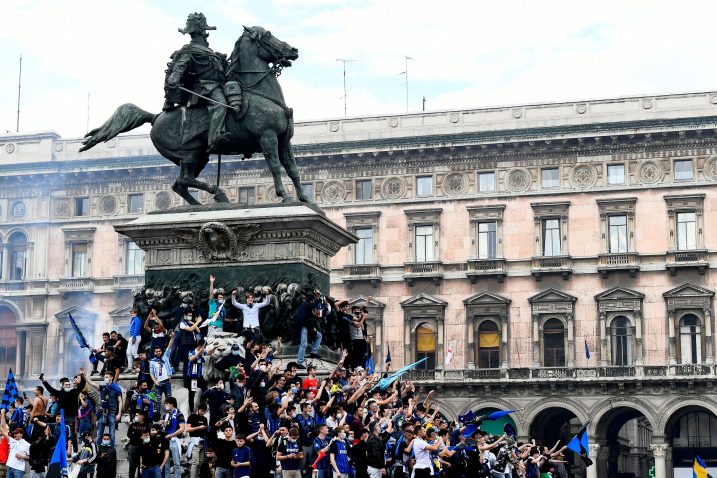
[216, 439, 237, 468]
[187, 413, 208, 438]
[140, 435, 168, 467]
[127, 422, 150, 446]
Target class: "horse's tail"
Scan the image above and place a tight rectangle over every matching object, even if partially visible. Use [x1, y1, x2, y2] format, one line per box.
[79, 103, 157, 152]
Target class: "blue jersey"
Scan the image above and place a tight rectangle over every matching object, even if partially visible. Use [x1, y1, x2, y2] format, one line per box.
[279, 439, 301, 470]
[313, 437, 330, 470]
[187, 349, 205, 378]
[232, 446, 252, 477]
[330, 440, 350, 474]
[295, 414, 315, 446]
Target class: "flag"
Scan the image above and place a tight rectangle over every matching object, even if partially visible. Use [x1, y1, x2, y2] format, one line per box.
[385, 343, 392, 368]
[585, 339, 591, 361]
[566, 423, 593, 467]
[504, 423, 517, 439]
[0, 369, 19, 411]
[458, 410, 475, 424]
[312, 451, 327, 469]
[694, 455, 713, 478]
[46, 410, 69, 478]
[484, 409, 518, 421]
[68, 313, 90, 349]
[445, 343, 453, 365]
[365, 354, 374, 375]
[462, 423, 478, 438]
[372, 357, 428, 391]
[200, 302, 225, 328]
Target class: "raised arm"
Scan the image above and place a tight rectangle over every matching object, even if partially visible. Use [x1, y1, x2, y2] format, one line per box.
[209, 275, 216, 301]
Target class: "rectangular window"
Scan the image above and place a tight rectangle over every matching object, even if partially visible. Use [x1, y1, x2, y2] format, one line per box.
[607, 164, 625, 185]
[675, 159, 693, 181]
[71, 243, 88, 277]
[302, 183, 314, 201]
[74, 197, 89, 217]
[415, 225, 434, 262]
[478, 172, 495, 192]
[128, 194, 143, 214]
[477, 222, 497, 259]
[416, 176, 433, 197]
[542, 219, 561, 256]
[608, 215, 628, 253]
[125, 241, 143, 275]
[354, 228, 374, 264]
[355, 179, 373, 200]
[541, 168, 559, 189]
[677, 212, 697, 250]
[238, 187, 256, 206]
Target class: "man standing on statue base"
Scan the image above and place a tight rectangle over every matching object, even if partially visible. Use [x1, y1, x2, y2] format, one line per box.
[164, 12, 236, 153]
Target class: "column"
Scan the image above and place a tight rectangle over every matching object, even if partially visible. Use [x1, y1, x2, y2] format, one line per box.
[667, 312, 677, 365]
[567, 313, 575, 368]
[650, 443, 668, 478]
[586, 444, 600, 478]
[704, 308, 713, 364]
[599, 312, 608, 367]
[532, 314, 541, 368]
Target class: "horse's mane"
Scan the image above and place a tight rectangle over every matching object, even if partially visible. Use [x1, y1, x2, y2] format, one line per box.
[226, 33, 244, 82]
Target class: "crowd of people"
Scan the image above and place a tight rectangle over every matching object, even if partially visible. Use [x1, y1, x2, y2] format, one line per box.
[0, 275, 576, 478]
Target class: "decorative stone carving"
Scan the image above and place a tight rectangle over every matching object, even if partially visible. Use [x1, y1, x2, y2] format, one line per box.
[443, 173, 468, 196]
[173, 222, 262, 261]
[704, 156, 717, 180]
[53, 199, 71, 218]
[642, 98, 653, 109]
[638, 160, 663, 184]
[649, 444, 669, 457]
[512, 108, 522, 119]
[711, 94, 717, 105]
[11, 201, 26, 219]
[54, 143, 64, 152]
[98, 195, 118, 216]
[329, 122, 339, 132]
[154, 191, 172, 211]
[506, 168, 531, 192]
[107, 138, 117, 148]
[381, 176, 407, 200]
[575, 103, 587, 114]
[322, 180, 346, 204]
[4, 143, 16, 154]
[571, 164, 596, 189]
[449, 113, 460, 124]
[388, 118, 399, 128]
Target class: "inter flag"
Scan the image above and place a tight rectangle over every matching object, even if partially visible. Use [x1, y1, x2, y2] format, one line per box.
[694, 455, 713, 478]
[372, 357, 427, 391]
[484, 409, 518, 421]
[0, 369, 19, 411]
[458, 410, 476, 424]
[46, 410, 69, 478]
[69, 313, 96, 364]
[585, 339, 591, 361]
[566, 423, 593, 467]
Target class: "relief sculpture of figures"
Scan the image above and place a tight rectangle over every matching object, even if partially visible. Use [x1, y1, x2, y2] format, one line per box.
[80, 13, 310, 206]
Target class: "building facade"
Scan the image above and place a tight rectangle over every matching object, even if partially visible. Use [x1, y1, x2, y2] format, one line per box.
[2, 91, 717, 476]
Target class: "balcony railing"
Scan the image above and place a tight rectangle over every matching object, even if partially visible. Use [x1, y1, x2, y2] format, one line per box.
[466, 258, 507, 283]
[403, 261, 444, 285]
[112, 274, 145, 290]
[531, 255, 572, 280]
[400, 365, 714, 383]
[0, 281, 26, 292]
[341, 264, 381, 287]
[666, 249, 709, 275]
[59, 277, 94, 292]
[597, 252, 640, 277]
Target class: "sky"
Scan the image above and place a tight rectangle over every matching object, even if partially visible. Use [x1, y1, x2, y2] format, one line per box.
[2, 0, 717, 138]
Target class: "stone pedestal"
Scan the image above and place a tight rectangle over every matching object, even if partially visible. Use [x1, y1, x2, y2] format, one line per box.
[115, 203, 355, 293]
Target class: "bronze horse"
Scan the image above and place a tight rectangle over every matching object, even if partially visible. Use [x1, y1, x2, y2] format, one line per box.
[80, 26, 309, 206]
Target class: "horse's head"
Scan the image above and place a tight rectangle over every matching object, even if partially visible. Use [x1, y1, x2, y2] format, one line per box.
[242, 25, 299, 68]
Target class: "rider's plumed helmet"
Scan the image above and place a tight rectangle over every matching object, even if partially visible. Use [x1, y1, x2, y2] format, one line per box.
[178, 12, 216, 35]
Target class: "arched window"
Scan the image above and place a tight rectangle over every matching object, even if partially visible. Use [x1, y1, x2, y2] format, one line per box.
[671, 411, 717, 448]
[415, 322, 436, 370]
[478, 320, 500, 369]
[679, 314, 702, 364]
[611, 316, 633, 366]
[0, 306, 17, 378]
[543, 318, 565, 367]
[7, 232, 27, 281]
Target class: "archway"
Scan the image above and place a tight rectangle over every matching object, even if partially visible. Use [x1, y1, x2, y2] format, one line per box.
[594, 404, 655, 478]
[664, 404, 717, 476]
[529, 405, 585, 477]
[475, 407, 518, 437]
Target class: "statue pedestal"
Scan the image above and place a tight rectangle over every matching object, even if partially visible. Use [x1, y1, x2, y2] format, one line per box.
[115, 203, 355, 294]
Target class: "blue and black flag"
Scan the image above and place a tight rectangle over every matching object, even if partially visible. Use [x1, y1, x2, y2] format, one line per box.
[0, 368, 19, 411]
[46, 410, 69, 478]
[69, 313, 96, 364]
[567, 422, 593, 467]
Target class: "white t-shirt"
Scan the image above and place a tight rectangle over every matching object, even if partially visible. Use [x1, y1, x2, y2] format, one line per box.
[412, 438, 433, 471]
[7, 437, 30, 471]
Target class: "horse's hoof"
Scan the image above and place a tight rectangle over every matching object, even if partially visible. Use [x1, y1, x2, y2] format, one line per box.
[281, 197, 293, 203]
[214, 191, 230, 203]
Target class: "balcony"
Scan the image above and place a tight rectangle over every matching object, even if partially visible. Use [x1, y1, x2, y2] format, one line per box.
[531, 255, 572, 280]
[341, 264, 381, 288]
[59, 277, 94, 293]
[597, 252, 640, 278]
[466, 258, 507, 283]
[0, 281, 26, 292]
[666, 249, 709, 275]
[403, 261, 444, 285]
[112, 274, 145, 291]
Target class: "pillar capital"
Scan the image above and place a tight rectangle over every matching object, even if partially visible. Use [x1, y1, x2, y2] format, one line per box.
[649, 443, 669, 457]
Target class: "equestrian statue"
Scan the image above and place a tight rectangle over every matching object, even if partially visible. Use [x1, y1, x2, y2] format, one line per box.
[80, 13, 309, 206]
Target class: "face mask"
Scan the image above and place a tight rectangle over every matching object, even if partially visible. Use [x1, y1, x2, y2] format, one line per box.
[102, 440, 111, 446]
[186, 316, 193, 321]
[336, 413, 343, 419]
[104, 378, 111, 385]
[339, 433, 346, 440]
[165, 405, 172, 412]
[291, 387, 298, 394]
[259, 365, 266, 372]
[232, 350, 240, 356]
[63, 386, 71, 392]
[217, 383, 224, 389]
[260, 382, 266, 388]
[133, 417, 140, 423]
[143, 437, 151, 444]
